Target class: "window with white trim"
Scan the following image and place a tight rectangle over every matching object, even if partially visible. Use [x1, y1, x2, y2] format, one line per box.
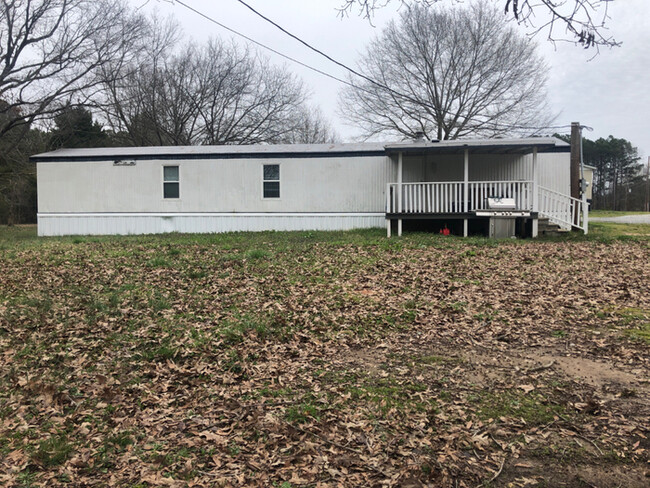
[263, 164, 280, 198]
[163, 166, 180, 199]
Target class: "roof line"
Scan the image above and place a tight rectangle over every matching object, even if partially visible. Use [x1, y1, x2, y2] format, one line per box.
[31, 150, 388, 163]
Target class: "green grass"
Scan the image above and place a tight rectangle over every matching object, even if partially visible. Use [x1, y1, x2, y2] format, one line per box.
[2, 220, 648, 252]
[346, 378, 432, 415]
[613, 307, 650, 344]
[285, 400, 324, 424]
[587, 222, 650, 238]
[472, 391, 567, 425]
[590, 210, 650, 218]
[31, 433, 74, 467]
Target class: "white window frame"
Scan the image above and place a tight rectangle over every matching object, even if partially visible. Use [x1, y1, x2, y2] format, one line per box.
[163, 165, 180, 200]
[262, 163, 280, 199]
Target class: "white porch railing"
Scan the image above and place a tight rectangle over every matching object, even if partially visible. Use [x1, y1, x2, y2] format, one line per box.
[386, 181, 533, 214]
[538, 185, 589, 232]
[385, 181, 588, 235]
[468, 181, 533, 211]
[387, 182, 463, 214]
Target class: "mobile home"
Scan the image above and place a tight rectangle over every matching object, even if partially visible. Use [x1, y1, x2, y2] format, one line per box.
[32, 138, 588, 237]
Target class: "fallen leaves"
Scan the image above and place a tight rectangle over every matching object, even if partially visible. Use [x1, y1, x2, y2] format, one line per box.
[0, 232, 648, 486]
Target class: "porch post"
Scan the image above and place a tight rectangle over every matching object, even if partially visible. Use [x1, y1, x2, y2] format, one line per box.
[464, 149, 469, 211]
[398, 151, 403, 237]
[464, 149, 469, 237]
[532, 146, 539, 238]
[582, 192, 589, 235]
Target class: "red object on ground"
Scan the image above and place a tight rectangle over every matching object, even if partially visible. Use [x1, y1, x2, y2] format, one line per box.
[440, 225, 450, 236]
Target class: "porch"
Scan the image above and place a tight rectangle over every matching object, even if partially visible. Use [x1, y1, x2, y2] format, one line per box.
[384, 138, 589, 238]
[386, 180, 534, 214]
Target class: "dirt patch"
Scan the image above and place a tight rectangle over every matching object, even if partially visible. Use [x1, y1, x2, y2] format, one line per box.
[525, 352, 650, 391]
[500, 458, 650, 488]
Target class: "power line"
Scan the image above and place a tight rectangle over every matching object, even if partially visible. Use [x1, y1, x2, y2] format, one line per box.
[174, 0, 570, 136]
[173, 0, 355, 88]
[179, 0, 431, 111]
[234, 0, 387, 92]
[232, 1, 570, 135]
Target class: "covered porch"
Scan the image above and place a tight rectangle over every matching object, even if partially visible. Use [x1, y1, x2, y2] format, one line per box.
[384, 138, 588, 238]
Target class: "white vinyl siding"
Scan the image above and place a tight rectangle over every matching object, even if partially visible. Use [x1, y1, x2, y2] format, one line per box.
[37, 155, 392, 214]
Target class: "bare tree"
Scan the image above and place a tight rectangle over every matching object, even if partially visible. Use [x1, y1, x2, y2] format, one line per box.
[338, 0, 619, 49]
[276, 106, 339, 144]
[195, 41, 308, 145]
[0, 0, 145, 144]
[101, 30, 308, 146]
[339, 1, 554, 141]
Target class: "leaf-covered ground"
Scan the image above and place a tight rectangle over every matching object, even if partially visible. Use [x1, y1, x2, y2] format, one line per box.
[1, 226, 649, 487]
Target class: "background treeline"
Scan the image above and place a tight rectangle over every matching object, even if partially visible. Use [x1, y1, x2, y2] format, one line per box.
[555, 134, 647, 211]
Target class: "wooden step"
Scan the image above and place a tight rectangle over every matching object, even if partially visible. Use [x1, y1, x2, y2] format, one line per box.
[538, 217, 570, 235]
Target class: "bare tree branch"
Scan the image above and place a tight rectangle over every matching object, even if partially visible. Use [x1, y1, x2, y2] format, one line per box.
[0, 0, 146, 145]
[337, 0, 620, 49]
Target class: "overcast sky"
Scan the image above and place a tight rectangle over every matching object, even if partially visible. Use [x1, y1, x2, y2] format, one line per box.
[135, 0, 649, 161]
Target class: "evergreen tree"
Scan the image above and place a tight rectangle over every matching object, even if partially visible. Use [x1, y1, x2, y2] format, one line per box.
[48, 106, 108, 149]
[555, 133, 642, 210]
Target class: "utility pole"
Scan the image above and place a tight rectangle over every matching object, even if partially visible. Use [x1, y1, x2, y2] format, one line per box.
[570, 122, 581, 201]
[570, 122, 581, 225]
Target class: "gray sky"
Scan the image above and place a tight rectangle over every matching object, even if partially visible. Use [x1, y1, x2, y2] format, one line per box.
[136, 0, 649, 160]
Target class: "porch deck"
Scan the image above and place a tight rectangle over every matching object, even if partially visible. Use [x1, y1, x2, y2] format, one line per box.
[385, 180, 588, 237]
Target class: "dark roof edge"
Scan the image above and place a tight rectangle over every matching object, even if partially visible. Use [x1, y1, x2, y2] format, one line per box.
[30, 150, 388, 163]
[384, 143, 570, 154]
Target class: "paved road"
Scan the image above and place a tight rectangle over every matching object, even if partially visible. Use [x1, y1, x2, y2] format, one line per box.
[590, 214, 650, 224]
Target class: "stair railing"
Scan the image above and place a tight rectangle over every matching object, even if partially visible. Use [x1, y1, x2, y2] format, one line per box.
[538, 186, 589, 234]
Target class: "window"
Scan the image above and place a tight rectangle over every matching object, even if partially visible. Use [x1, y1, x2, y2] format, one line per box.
[263, 164, 280, 198]
[163, 166, 179, 199]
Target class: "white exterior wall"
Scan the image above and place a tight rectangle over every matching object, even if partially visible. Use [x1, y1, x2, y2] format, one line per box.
[583, 166, 594, 201]
[402, 152, 569, 194]
[533, 152, 571, 196]
[38, 155, 391, 236]
[37, 213, 385, 236]
[403, 153, 531, 182]
[36, 145, 570, 237]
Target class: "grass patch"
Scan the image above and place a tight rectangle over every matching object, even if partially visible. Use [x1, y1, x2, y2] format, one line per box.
[613, 307, 650, 343]
[219, 313, 292, 345]
[590, 210, 650, 218]
[587, 222, 650, 239]
[146, 256, 171, 268]
[284, 400, 323, 424]
[625, 323, 650, 343]
[31, 433, 74, 467]
[136, 339, 179, 362]
[346, 378, 431, 415]
[245, 249, 270, 260]
[472, 391, 566, 425]
[106, 431, 135, 451]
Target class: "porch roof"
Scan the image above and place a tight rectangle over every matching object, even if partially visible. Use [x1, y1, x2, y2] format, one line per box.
[384, 137, 569, 156]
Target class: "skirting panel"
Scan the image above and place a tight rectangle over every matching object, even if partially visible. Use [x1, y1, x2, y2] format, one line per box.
[37, 213, 386, 236]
